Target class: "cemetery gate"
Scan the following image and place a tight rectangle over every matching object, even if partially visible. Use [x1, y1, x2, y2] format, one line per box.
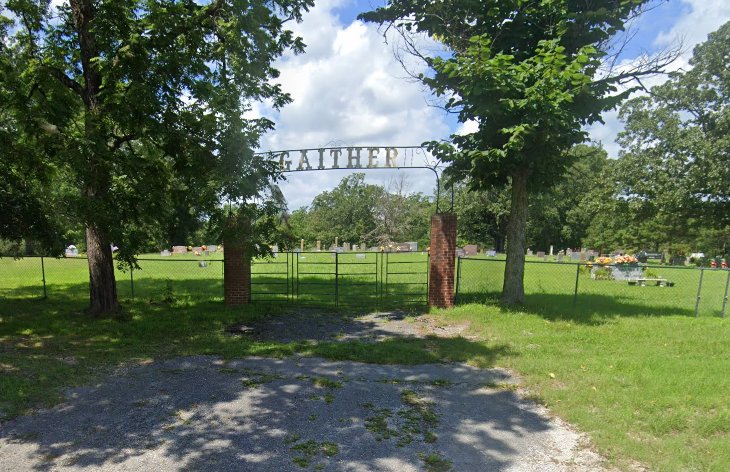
[224, 145, 457, 309]
[249, 251, 430, 308]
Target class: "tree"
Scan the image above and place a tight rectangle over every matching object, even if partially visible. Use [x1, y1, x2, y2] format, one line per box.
[450, 144, 608, 253]
[361, 0, 676, 304]
[614, 21, 730, 230]
[287, 174, 433, 249]
[370, 176, 432, 247]
[451, 183, 511, 251]
[587, 21, 730, 258]
[1, 0, 312, 314]
[527, 144, 609, 251]
[295, 174, 385, 248]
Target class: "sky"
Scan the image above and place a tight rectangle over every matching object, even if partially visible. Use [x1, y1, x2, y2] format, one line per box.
[255, 0, 730, 210]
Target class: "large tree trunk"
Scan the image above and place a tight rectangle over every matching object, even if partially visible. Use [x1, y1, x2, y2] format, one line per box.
[71, 0, 118, 315]
[86, 224, 118, 316]
[501, 169, 530, 305]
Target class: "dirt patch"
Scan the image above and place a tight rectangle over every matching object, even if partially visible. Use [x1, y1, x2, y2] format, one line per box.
[247, 309, 471, 344]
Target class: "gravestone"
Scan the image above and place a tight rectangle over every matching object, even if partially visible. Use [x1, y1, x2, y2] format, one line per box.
[536, 251, 546, 258]
[406, 241, 418, 251]
[356, 254, 366, 260]
[335, 247, 345, 253]
[557, 253, 564, 262]
[272, 244, 279, 253]
[352, 244, 358, 251]
[160, 249, 171, 257]
[192, 246, 203, 255]
[397, 243, 411, 251]
[543, 255, 548, 262]
[571, 252, 580, 261]
[456, 248, 466, 257]
[549, 245, 554, 256]
[198, 261, 208, 268]
[464, 244, 478, 256]
[65, 246, 79, 257]
[207, 245, 217, 252]
[172, 246, 187, 255]
[343, 242, 351, 251]
[579, 252, 586, 262]
[527, 249, 534, 256]
[316, 240, 321, 251]
[486, 250, 497, 257]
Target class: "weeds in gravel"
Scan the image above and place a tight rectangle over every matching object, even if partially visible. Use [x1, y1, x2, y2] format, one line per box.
[420, 453, 452, 472]
[290, 439, 340, 468]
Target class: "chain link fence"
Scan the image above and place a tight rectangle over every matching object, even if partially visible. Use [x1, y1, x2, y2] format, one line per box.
[456, 257, 730, 318]
[5, 254, 728, 317]
[1, 252, 430, 308]
[0, 255, 226, 303]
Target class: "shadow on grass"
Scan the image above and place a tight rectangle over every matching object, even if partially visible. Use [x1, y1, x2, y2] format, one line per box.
[0, 281, 532, 471]
[457, 291, 696, 325]
[1, 281, 512, 421]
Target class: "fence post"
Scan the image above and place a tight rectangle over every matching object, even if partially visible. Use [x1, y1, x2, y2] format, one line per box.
[40, 256, 47, 299]
[721, 270, 730, 319]
[130, 267, 135, 300]
[694, 268, 704, 317]
[573, 263, 580, 308]
[334, 252, 339, 307]
[454, 256, 462, 304]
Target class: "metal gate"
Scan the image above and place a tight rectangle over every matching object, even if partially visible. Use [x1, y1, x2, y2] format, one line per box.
[251, 251, 428, 308]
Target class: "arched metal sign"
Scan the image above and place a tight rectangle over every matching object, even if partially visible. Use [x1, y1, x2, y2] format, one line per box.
[256, 145, 452, 211]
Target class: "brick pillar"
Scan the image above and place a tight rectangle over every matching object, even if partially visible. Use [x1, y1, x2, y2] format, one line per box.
[224, 244, 251, 306]
[428, 213, 457, 308]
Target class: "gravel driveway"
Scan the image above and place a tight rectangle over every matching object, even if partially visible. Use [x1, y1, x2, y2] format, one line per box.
[0, 311, 605, 471]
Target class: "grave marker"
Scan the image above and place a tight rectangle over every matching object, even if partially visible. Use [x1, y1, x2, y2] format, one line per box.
[464, 244, 478, 256]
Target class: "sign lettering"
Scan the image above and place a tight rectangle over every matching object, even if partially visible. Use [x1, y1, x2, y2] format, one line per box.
[261, 146, 435, 172]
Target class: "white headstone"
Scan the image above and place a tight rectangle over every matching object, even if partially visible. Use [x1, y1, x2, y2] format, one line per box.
[160, 249, 171, 257]
[486, 250, 497, 257]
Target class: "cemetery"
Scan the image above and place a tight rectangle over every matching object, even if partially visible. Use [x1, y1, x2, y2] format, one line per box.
[2, 1, 730, 471]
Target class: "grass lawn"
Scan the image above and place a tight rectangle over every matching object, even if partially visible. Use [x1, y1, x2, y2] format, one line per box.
[1, 254, 729, 470]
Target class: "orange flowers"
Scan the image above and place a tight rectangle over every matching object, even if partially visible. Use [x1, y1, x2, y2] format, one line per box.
[614, 255, 638, 265]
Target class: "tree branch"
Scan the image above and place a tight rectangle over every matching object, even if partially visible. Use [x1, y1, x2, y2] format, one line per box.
[45, 66, 84, 97]
[109, 134, 136, 151]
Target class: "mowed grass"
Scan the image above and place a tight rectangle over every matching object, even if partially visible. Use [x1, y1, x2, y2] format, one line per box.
[1, 254, 730, 470]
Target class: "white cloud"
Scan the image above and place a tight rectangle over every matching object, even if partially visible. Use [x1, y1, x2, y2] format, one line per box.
[258, 0, 451, 209]
[653, 0, 730, 53]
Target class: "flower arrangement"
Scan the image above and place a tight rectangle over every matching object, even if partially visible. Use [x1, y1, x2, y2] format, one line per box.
[595, 256, 613, 266]
[614, 255, 638, 265]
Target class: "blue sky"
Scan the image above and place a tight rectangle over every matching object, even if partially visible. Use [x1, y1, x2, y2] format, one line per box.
[256, 0, 730, 210]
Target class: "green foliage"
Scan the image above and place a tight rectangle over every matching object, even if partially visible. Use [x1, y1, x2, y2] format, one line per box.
[452, 143, 609, 252]
[360, 0, 658, 303]
[0, 0, 313, 262]
[586, 21, 730, 256]
[288, 174, 432, 248]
